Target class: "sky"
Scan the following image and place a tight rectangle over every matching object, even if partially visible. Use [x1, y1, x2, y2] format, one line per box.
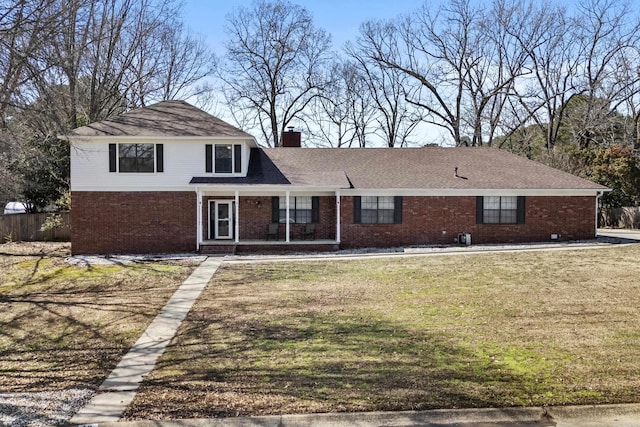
[182, 0, 427, 55]
[181, 0, 438, 145]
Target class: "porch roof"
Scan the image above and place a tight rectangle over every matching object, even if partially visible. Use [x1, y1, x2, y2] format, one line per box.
[190, 148, 352, 188]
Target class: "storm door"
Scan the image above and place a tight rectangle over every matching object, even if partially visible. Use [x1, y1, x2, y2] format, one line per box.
[209, 200, 233, 239]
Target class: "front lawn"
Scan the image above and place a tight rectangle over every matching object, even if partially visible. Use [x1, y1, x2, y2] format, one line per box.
[125, 245, 640, 419]
[0, 242, 197, 392]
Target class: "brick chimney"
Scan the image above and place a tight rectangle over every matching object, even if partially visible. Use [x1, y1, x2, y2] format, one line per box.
[281, 126, 301, 147]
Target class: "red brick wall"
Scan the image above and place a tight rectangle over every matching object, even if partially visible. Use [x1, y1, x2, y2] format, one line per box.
[71, 191, 196, 254]
[237, 196, 336, 240]
[339, 196, 596, 248]
[72, 192, 596, 254]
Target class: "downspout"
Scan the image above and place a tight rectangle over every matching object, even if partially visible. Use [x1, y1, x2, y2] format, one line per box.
[196, 187, 202, 251]
[595, 190, 604, 237]
[336, 191, 341, 244]
[285, 191, 290, 243]
[234, 190, 240, 244]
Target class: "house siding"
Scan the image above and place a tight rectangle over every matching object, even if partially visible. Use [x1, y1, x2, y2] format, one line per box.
[71, 191, 196, 254]
[70, 141, 252, 191]
[339, 195, 595, 247]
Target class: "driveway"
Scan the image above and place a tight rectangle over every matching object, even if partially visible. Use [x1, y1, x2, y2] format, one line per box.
[598, 228, 640, 242]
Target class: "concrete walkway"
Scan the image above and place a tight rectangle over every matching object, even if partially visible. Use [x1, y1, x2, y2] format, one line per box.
[70, 257, 223, 425]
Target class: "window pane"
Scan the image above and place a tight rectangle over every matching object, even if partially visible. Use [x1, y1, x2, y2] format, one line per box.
[483, 210, 500, 224]
[378, 209, 395, 224]
[296, 196, 312, 209]
[296, 210, 312, 223]
[137, 158, 154, 172]
[119, 144, 135, 158]
[378, 196, 394, 210]
[484, 196, 501, 210]
[361, 196, 378, 209]
[119, 143, 154, 173]
[218, 221, 229, 236]
[119, 157, 135, 173]
[215, 145, 232, 173]
[501, 210, 517, 224]
[361, 209, 378, 224]
[501, 196, 517, 210]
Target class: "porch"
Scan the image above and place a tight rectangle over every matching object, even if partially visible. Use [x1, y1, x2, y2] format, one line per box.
[195, 188, 343, 253]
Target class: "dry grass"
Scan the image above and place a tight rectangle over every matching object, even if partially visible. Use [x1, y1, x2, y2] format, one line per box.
[0, 242, 197, 392]
[126, 245, 640, 420]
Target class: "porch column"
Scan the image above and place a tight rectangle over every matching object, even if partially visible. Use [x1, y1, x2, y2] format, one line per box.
[196, 187, 202, 251]
[285, 191, 291, 243]
[234, 190, 240, 243]
[336, 191, 341, 244]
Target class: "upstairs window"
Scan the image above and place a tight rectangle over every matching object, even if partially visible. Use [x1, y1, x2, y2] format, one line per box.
[109, 143, 163, 173]
[354, 196, 402, 224]
[206, 144, 242, 174]
[215, 145, 232, 173]
[477, 196, 525, 224]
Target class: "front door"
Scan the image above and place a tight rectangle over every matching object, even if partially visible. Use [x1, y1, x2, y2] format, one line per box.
[210, 200, 233, 240]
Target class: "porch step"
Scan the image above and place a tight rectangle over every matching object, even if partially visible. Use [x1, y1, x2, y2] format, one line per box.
[199, 244, 237, 255]
[235, 243, 340, 254]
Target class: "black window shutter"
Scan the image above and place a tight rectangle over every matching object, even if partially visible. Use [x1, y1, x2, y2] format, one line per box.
[109, 143, 116, 172]
[205, 144, 212, 173]
[353, 196, 361, 224]
[476, 196, 484, 224]
[271, 196, 279, 223]
[156, 144, 164, 172]
[394, 196, 403, 224]
[234, 144, 242, 173]
[517, 196, 526, 224]
[311, 196, 320, 223]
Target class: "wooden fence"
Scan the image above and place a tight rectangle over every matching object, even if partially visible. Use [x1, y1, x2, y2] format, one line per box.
[0, 212, 70, 242]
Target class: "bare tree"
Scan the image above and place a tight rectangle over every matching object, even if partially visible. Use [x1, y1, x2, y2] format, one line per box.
[310, 61, 355, 147]
[357, 0, 528, 146]
[356, 15, 467, 145]
[309, 59, 377, 147]
[347, 40, 423, 147]
[570, 0, 640, 149]
[0, 0, 216, 208]
[221, 0, 332, 147]
[0, 0, 60, 129]
[127, 20, 217, 107]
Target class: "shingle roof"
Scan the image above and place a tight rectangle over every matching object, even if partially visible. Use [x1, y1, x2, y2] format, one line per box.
[68, 100, 253, 138]
[192, 146, 606, 191]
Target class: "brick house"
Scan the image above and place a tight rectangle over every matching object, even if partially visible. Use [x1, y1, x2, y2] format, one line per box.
[67, 100, 608, 255]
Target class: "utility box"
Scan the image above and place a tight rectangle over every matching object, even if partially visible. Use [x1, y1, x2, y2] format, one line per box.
[457, 232, 472, 246]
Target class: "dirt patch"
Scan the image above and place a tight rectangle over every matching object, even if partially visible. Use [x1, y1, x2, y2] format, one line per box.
[0, 241, 70, 257]
[0, 242, 197, 392]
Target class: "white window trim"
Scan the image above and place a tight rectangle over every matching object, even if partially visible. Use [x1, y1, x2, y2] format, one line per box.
[208, 143, 245, 176]
[115, 143, 159, 174]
